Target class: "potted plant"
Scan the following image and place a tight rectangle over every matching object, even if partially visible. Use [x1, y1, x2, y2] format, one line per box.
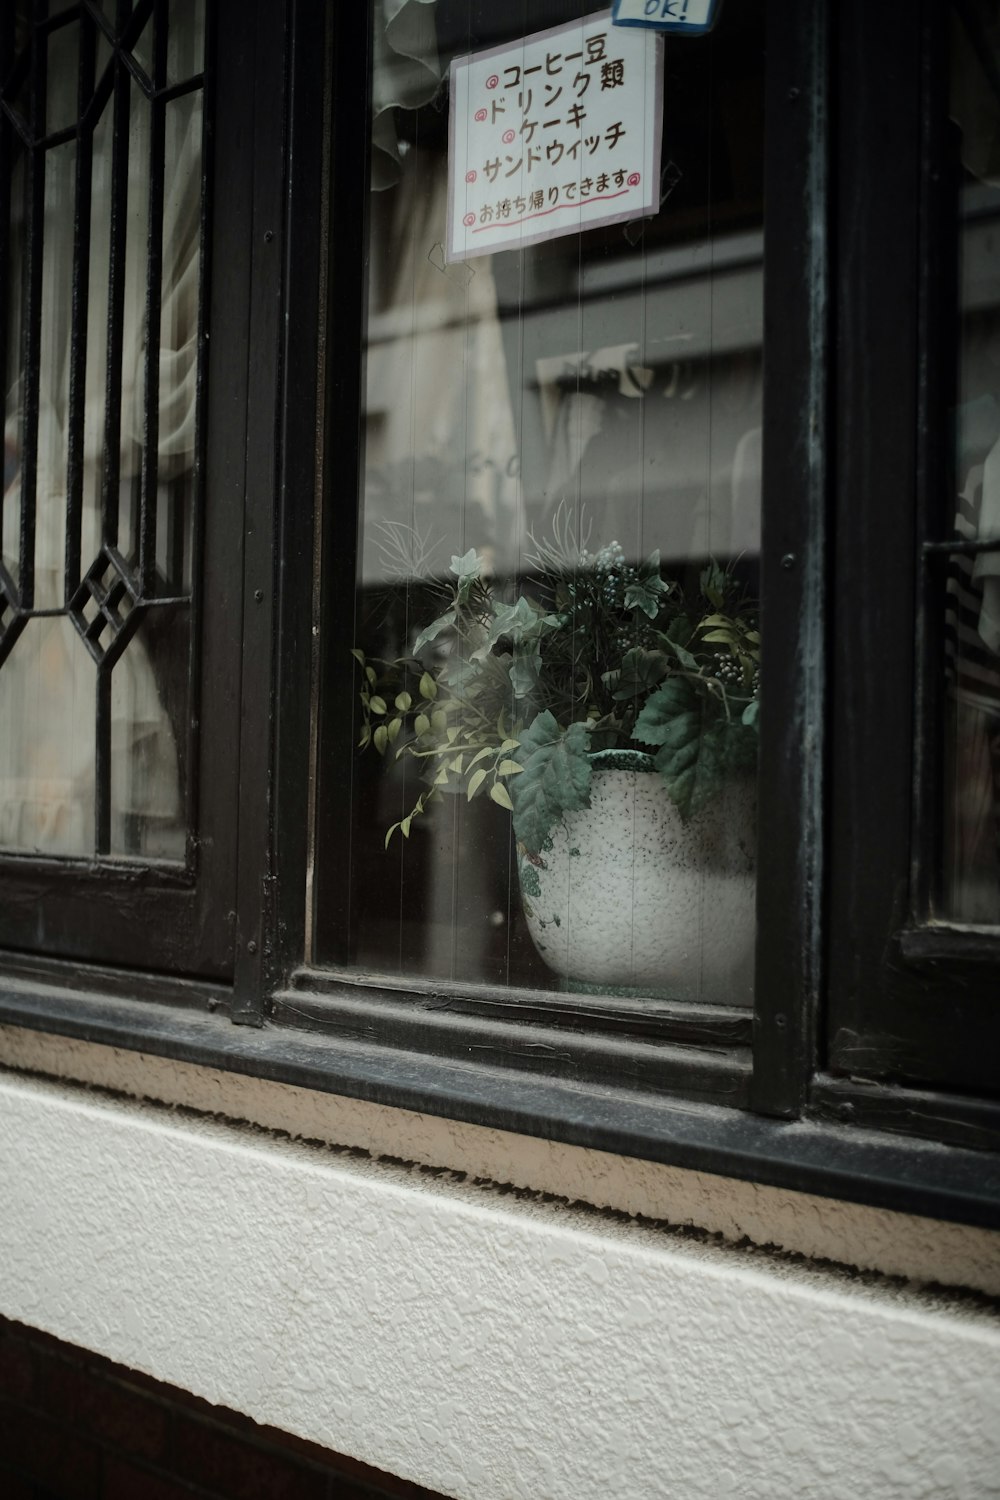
[353, 511, 759, 1000]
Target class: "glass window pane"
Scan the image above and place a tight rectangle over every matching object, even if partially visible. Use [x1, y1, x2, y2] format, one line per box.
[332, 1, 764, 1005]
[0, 2, 205, 860]
[942, 1, 1000, 922]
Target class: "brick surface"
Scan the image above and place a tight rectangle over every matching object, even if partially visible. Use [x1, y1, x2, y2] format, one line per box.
[0, 1318, 450, 1500]
[0, 1402, 101, 1499]
[0, 1464, 37, 1500]
[15, 1345, 169, 1465]
[102, 1453, 215, 1500]
[173, 1414, 329, 1500]
[0, 1328, 36, 1404]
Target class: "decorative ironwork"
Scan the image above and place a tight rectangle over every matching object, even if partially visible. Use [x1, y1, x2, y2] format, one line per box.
[68, 545, 141, 666]
[0, 0, 207, 857]
[0, 563, 25, 668]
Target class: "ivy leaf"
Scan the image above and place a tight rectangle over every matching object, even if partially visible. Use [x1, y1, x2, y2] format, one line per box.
[741, 698, 760, 730]
[472, 596, 556, 661]
[636, 680, 755, 819]
[509, 646, 542, 700]
[632, 677, 701, 749]
[624, 550, 670, 619]
[609, 647, 670, 702]
[413, 608, 456, 656]
[450, 548, 482, 604]
[653, 719, 729, 821]
[510, 710, 592, 854]
[659, 636, 701, 672]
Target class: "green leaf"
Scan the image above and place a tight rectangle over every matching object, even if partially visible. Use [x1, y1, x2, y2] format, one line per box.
[373, 725, 389, 754]
[450, 548, 483, 604]
[400, 816, 412, 838]
[387, 716, 402, 744]
[472, 596, 556, 662]
[624, 550, 670, 619]
[510, 711, 592, 854]
[662, 637, 699, 671]
[509, 647, 541, 700]
[700, 560, 728, 609]
[653, 718, 728, 821]
[497, 759, 523, 776]
[431, 710, 448, 735]
[467, 768, 488, 800]
[413, 609, 456, 655]
[490, 781, 514, 812]
[395, 691, 412, 712]
[350, 648, 366, 665]
[369, 695, 387, 716]
[365, 666, 378, 685]
[385, 822, 399, 848]
[632, 677, 700, 749]
[414, 713, 431, 738]
[637, 680, 754, 820]
[419, 672, 438, 701]
[610, 647, 670, 702]
[741, 699, 760, 730]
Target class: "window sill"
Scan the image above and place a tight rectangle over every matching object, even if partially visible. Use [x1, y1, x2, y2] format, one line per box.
[0, 968, 998, 1229]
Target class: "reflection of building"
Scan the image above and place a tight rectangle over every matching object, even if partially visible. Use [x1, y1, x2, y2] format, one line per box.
[1, 3, 999, 1499]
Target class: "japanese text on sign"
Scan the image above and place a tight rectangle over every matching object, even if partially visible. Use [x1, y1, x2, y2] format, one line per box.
[447, 10, 663, 261]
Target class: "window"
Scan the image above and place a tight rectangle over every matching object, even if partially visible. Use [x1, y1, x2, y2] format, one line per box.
[1, 0, 998, 1227]
[316, 0, 764, 1016]
[0, 0, 248, 975]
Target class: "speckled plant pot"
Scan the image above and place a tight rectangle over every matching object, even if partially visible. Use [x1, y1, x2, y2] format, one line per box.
[517, 755, 756, 1004]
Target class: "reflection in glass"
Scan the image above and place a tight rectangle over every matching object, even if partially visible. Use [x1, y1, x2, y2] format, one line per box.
[35, 141, 76, 603]
[0, 617, 95, 855]
[0, 4, 205, 859]
[2, 153, 25, 593]
[943, 1, 1000, 921]
[118, 78, 153, 567]
[81, 100, 113, 564]
[337, 1, 764, 1004]
[110, 609, 185, 857]
[168, 0, 206, 87]
[46, 23, 80, 136]
[156, 90, 203, 594]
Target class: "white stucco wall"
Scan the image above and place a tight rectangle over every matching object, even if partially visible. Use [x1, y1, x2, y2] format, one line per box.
[2, 1044, 999, 1500]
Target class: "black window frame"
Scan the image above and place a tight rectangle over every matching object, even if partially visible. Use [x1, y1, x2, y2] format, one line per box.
[1, 0, 999, 1233]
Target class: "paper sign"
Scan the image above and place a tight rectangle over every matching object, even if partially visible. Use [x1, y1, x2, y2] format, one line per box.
[447, 10, 663, 261]
[612, 0, 722, 33]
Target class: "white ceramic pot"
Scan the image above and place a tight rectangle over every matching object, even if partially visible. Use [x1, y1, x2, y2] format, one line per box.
[517, 760, 755, 1004]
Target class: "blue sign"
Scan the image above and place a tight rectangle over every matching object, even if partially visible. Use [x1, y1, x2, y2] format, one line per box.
[612, 0, 723, 34]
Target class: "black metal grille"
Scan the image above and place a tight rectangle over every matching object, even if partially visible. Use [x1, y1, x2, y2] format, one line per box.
[0, 0, 208, 856]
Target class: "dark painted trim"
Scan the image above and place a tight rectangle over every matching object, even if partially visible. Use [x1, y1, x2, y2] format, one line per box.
[1, 977, 997, 1230]
[750, 0, 830, 1118]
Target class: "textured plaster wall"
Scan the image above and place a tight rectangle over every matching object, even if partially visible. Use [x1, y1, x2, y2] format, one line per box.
[3, 1024, 999, 1297]
[2, 1068, 999, 1500]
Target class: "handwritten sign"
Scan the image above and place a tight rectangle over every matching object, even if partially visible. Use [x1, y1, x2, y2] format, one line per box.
[447, 10, 663, 261]
[612, 0, 722, 33]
